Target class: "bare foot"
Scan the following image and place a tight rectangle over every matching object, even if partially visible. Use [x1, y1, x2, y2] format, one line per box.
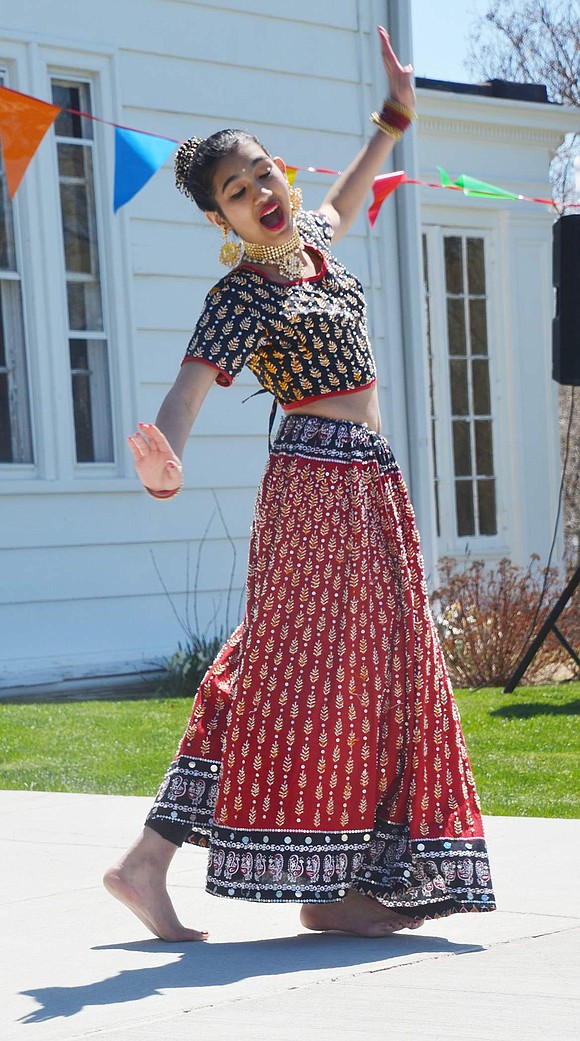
[103, 829, 208, 943]
[300, 889, 424, 937]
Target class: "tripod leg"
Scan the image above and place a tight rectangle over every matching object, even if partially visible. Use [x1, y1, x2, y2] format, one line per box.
[503, 565, 580, 692]
[552, 625, 580, 670]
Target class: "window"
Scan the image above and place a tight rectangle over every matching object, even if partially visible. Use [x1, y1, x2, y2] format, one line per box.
[51, 78, 114, 463]
[0, 71, 33, 464]
[423, 230, 498, 542]
[422, 234, 441, 537]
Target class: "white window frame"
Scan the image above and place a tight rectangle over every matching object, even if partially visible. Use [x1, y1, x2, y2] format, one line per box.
[0, 41, 137, 493]
[0, 62, 35, 473]
[51, 75, 114, 465]
[422, 221, 507, 557]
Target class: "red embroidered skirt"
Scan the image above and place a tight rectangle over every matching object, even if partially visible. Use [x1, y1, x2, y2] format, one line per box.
[146, 414, 495, 918]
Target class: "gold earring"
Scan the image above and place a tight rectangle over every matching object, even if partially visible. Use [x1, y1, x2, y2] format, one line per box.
[289, 185, 302, 215]
[219, 225, 242, 267]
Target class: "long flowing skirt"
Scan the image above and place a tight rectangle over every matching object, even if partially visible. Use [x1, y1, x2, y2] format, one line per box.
[146, 414, 495, 918]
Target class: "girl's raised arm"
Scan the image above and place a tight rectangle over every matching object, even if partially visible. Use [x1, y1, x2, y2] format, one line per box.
[319, 25, 416, 242]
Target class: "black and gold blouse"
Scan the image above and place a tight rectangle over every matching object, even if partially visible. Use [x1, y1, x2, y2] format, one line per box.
[182, 210, 377, 410]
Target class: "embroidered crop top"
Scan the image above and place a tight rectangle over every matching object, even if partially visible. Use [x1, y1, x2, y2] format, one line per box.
[182, 209, 377, 410]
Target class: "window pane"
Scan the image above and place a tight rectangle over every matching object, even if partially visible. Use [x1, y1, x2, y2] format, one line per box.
[472, 360, 491, 415]
[456, 481, 475, 537]
[0, 280, 33, 463]
[434, 479, 441, 539]
[422, 233, 429, 294]
[53, 83, 93, 139]
[69, 337, 113, 463]
[0, 372, 12, 461]
[58, 142, 88, 179]
[0, 173, 16, 271]
[0, 306, 5, 366]
[67, 281, 103, 332]
[70, 339, 94, 462]
[450, 359, 469, 415]
[478, 480, 497, 536]
[71, 375, 94, 461]
[444, 236, 463, 294]
[453, 420, 472, 476]
[467, 238, 485, 295]
[475, 419, 494, 475]
[67, 282, 87, 330]
[70, 338, 89, 370]
[61, 181, 92, 273]
[0, 72, 16, 271]
[447, 298, 466, 356]
[469, 299, 488, 355]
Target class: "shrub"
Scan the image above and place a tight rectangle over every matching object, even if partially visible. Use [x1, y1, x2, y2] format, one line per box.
[432, 555, 580, 688]
[152, 494, 243, 698]
[158, 634, 225, 698]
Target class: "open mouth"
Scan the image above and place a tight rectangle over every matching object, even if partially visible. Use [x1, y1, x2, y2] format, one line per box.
[259, 202, 285, 231]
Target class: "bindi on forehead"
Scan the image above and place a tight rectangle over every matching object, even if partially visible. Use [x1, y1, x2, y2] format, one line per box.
[219, 155, 269, 194]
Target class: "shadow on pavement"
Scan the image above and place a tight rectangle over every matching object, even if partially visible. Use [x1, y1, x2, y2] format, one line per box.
[20, 932, 482, 1024]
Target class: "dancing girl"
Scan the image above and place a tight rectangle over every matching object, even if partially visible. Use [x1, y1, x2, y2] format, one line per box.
[104, 26, 495, 940]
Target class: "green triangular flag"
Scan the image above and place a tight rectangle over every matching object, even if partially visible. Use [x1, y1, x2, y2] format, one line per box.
[438, 166, 520, 200]
[455, 174, 520, 200]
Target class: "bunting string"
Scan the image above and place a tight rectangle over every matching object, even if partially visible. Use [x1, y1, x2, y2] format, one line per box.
[0, 84, 577, 218]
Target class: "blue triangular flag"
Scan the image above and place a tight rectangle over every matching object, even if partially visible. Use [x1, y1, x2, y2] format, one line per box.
[113, 127, 176, 211]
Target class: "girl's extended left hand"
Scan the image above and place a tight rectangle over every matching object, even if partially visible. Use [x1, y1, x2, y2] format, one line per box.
[377, 25, 416, 114]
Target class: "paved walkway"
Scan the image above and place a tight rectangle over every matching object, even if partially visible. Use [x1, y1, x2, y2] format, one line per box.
[2, 790, 579, 1041]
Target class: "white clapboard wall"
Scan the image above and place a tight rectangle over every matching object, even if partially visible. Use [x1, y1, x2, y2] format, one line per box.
[0, 0, 423, 692]
[0, 2, 573, 693]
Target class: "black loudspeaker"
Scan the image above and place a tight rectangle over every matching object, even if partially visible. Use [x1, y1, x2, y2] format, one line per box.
[552, 214, 580, 386]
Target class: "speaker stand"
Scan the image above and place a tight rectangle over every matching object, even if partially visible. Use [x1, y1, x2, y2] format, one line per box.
[503, 565, 580, 692]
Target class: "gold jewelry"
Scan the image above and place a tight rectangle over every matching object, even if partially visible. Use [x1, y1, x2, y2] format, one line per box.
[289, 184, 302, 215]
[175, 136, 202, 201]
[370, 113, 404, 140]
[382, 98, 416, 122]
[242, 223, 304, 280]
[219, 225, 243, 267]
[370, 97, 417, 141]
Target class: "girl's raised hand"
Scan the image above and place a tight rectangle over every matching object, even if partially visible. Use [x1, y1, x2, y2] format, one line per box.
[377, 25, 416, 114]
[128, 423, 183, 492]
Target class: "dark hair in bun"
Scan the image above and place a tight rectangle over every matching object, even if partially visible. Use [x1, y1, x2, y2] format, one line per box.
[174, 129, 270, 212]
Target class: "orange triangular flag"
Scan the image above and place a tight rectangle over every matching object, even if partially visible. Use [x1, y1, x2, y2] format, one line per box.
[0, 86, 61, 198]
[286, 166, 298, 186]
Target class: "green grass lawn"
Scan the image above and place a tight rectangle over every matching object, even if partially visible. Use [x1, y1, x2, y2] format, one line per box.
[0, 683, 578, 818]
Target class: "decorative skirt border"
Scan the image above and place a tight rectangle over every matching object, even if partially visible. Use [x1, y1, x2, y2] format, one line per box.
[352, 822, 495, 915]
[272, 413, 399, 472]
[206, 821, 369, 903]
[146, 756, 495, 914]
[145, 754, 219, 842]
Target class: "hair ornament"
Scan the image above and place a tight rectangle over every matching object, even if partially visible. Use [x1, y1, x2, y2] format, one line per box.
[175, 136, 203, 201]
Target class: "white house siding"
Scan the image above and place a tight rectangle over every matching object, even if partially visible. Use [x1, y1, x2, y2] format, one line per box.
[0, 4, 573, 695]
[0, 0, 425, 693]
[416, 85, 574, 566]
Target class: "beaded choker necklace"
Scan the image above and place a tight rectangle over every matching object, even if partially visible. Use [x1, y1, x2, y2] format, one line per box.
[242, 224, 303, 280]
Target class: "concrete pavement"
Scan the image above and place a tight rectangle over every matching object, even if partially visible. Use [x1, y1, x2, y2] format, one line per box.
[2, 790, 579, 1040]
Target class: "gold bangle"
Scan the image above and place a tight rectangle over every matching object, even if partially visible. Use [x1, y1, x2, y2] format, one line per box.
[370, 112, 404, 140]
[383, 97, 417, 121]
